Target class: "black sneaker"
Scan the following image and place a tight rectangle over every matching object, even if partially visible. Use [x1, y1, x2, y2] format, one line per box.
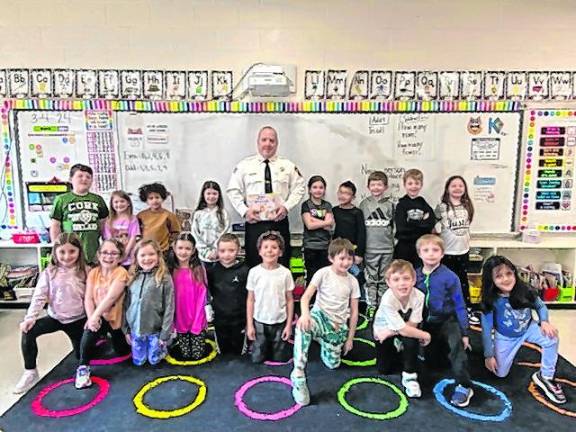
[467, 309, 480, 326]
[532, 372, 567, 404]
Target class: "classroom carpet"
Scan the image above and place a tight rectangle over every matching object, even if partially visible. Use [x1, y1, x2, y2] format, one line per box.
[1, 322, 574, 432]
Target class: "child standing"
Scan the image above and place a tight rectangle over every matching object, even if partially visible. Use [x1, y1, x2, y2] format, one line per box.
[246, 231, 294, 363]
[168, 232, 209, 361]
[207, 234, 249, 355]
[394, 169, 436, 268]
[333, 180, 366, 275]
[50, 163, 109, 264]
[373, 259, 430, 398]
[435, 176, 477, 325]
[481, 255, 566, 404]
[124, 240, 175, 366]
[192, 181, 230, 266]
[75, 239, 130, 389]
[102, 190, 141, 267]
[137, 183, 181, 254]
[290, 238, 360, 406]
[415, 234, 473, 407]
[14, 234, 87, 394]
[301, 175, 334, 285]
[359, 171, 394, 316]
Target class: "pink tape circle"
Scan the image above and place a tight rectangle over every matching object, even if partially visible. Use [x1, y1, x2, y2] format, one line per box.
[264, 358, 293, 366]
[31, 376, 110, 418]
[234, 375, 302, 421]
[90, 339, 132, 365]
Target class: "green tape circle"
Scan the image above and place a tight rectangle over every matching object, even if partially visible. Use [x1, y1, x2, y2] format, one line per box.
[341, 337, 376, 367]
[337, 377, 409, 420]
[356, 313, 369, 331]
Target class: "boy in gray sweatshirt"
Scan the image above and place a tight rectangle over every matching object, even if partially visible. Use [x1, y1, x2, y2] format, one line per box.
[359, 171, 395, 316]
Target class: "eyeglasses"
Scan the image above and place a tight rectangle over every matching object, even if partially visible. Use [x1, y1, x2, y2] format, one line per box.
[100, 251, 121, 257]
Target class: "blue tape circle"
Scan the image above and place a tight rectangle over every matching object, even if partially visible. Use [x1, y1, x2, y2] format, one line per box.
[433, 379, 512, 422]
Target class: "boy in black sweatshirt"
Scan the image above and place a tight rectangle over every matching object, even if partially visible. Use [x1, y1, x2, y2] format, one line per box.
[207, 234, 249, 355]
[394, 169, 436, 268]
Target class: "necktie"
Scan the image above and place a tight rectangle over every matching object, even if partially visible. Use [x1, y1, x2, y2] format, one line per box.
[264, 159, 273, 193]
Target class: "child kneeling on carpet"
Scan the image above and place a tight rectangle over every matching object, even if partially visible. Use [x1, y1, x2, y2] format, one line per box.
[415, 234, 473, 407]
[15, 234, 88, 394]
[373, 259, 431, 398]
[75, 238, 131, 389]
[124, 239, 175, 366]
[291, 238, 360, 406]
[167, 232, 209, 360]
[481, 255, 566, 404]
[246, 231, 294, 363]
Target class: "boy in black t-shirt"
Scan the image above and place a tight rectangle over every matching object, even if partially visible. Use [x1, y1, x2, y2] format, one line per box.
[207, 234, 249, 355]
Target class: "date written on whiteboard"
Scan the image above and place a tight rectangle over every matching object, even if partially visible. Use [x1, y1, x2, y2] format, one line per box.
[124, 150, 170, 172]
[368, 115, 390, 134]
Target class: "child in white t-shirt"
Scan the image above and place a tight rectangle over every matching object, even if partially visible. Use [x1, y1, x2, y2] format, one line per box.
[373, 259, 431, 398]
[246, 231, 294, 363]
[290, 238, 360, 406]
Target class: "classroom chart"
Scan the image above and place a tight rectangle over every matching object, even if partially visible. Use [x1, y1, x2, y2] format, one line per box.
[520, 108, 576, 232]
[116, 111, 522, 233]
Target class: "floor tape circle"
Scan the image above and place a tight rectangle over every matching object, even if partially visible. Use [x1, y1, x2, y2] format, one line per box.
[32, 376, 110, 418]
[433, 378, 512, 422]
[337, 376, 408, 420]
[341, 337, 376, 367]
[235, 375, 302, 421]
[133, 375, 207, 419]
[165, 339, 218, 366]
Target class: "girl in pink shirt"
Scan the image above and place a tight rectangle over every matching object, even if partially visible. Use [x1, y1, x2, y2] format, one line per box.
[168, 232, 208, 360]
[102, 190, 141, 267]
[14, 233, 88, 394]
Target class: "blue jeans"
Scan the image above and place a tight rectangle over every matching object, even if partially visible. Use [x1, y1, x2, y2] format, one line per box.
[131, 334, 166, 366]
[494, 321, 559, 379]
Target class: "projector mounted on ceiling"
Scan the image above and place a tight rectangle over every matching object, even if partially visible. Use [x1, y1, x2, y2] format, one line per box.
[244, 64, 296, 98]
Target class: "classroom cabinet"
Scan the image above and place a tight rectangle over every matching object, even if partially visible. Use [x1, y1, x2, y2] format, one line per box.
[470, 237, 576, 308]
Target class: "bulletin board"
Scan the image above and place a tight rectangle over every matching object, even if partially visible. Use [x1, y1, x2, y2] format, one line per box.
[519, 106, 576, 232]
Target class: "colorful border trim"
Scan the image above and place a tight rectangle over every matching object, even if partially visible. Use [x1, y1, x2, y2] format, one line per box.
[31, 376, 110, 418]
[234, 375, 303, 421]
[133, 375, 207, 419]
[337, 377, 408, 420]
[433, 379, 512, 422]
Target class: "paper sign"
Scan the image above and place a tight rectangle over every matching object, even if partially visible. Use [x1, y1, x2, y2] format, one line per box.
[471, 138, 500, 160]
[31, 70, 52, 97]
[9, 69, 30, 97]
[121, 71, 142, 99]
[98, 70, 119, 99]
[53, 69, 75, 98]
[460, 71, 482, 99]
[483, 71, 505, 99]
[439, 71, 459, 99]
[550, 71, 571, 99]
[187, 71, 208, 100]
[143, 71, 163, 99]
[528, 71, 549, 100]
[165, 71, 186, 100]
[369, 71, 392, 99]
[506, 72, 527, 99]
[305, 70, 325, 99]
[349, 70, 369, 99]
[326, 70, 347, 99]
[416, 71, 438, 100]
[76, 70, 97, 99]
[394, 72, 415, 99]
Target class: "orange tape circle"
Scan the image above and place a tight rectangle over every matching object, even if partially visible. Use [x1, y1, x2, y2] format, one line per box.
[527, 378, 575, 418]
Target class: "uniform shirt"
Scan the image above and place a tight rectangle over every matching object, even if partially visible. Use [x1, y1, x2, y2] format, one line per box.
[373, 288, 424, 332]
[227, 154, 306, 218]
[246, 264, 294, 325]
[50, 191, 109, 263]
[435, 202, 471, 255]
[310, 266, 361, 326]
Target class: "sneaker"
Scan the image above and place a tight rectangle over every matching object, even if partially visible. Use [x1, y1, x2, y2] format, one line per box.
[532, 372, 567, 404]
[450, 384, 474, 407]
[402, 372, 421, 398]
[13, 369, 39, 394]
[75, 365, 92, 389]
[290, 372, 310, 406]
[467, 309, 480, 326]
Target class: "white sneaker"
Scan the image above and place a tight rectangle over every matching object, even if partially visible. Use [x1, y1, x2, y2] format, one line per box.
[402, 372, 421, 398]
[13, 369, 39, 394]
[75, 365, 92, 389]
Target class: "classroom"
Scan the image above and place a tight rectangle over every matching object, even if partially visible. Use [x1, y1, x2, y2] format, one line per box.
[0, 1, 575, 431]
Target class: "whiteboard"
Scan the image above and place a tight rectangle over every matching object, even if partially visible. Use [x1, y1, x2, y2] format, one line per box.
[116, 112, 522, 233]
[519, 107, 576, 231]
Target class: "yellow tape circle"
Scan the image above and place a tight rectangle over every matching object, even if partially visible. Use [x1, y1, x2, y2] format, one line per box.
[133, 375, 207, 419]
[165, 339, 218, 366]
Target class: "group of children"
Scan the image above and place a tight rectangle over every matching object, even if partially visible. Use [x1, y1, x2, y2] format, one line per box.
[14, 162, 567, 411]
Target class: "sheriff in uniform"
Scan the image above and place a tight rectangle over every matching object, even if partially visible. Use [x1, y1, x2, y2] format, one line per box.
[227, 126, 305, 267]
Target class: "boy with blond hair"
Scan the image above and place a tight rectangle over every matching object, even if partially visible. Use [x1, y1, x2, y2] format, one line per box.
[415, 234, 473, 407]
[373, 259, 430, 398]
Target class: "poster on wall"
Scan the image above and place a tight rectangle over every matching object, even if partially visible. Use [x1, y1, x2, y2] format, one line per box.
[53, 69, 75, 98]
[31, 69, 52, 98]
[369, 71, 392, 99]
[348, 70, 369, 99]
